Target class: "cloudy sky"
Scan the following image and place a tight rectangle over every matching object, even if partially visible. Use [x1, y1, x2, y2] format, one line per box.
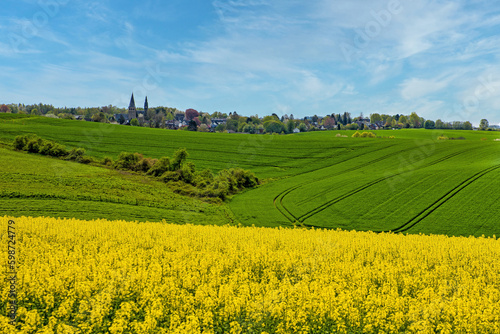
[1, 0, 500, 124]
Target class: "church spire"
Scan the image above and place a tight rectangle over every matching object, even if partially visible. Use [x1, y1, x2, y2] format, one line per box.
[128, 93, 137, 120]
[144, 96, 148, 113]
[129, 93, 136, 110]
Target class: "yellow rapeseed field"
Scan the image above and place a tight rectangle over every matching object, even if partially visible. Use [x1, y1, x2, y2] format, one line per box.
[1, 216, 500, 333]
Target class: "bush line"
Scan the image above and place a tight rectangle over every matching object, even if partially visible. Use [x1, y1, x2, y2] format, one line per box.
[13, 134, 259, 201]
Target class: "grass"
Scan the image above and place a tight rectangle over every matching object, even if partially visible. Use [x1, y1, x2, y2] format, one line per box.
[0, 146, 233, 224]
[1, 114, 500, 236]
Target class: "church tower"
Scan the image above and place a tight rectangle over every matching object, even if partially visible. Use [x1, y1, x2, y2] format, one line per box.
[144, 96, 148, 114]
[128, 93, 137, 120]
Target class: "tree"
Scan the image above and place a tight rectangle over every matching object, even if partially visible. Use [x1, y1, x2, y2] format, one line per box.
[435, 119, 444, 129]
[479, 119, 489, 130]
[215, 123, 227, 132]
[370, 113, 382, 124]
[171, 148, 189, 170]
[323, 116, 335, 130]
[130, 118, 139, 126]
[0, 104, 11, 113]
[384, 116, 393, 128]
[242, 123, 256, 134]
[146, 108, 156, 121]
[187, 120, 198, 131]
[185, 109, 199, 121]
[409, 112, 421, 128]
[346, 123, 359, 130]
[452, 121, 463, 130]
[424, 120, 435, 129]
[226, 119, 238, 132]
[286, 120, 295, 134]
[264, 120, 285, 134]
[399, 115, 408, 127]
[30, 108, 41, 115]
[464, 121, 473, 130]
[298, 123, 307, 132]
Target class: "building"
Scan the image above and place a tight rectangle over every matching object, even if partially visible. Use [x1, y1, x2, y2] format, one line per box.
[128, 93, 137, 120]
[127, 93, 149, 123]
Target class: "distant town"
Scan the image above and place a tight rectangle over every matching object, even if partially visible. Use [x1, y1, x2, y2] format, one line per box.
[1, 94, 497, 133]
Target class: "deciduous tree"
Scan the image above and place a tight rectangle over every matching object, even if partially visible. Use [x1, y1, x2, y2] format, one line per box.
[479, 119, 489, 130]
[185, 109, 199, 121]
[0, 104, 11, 113]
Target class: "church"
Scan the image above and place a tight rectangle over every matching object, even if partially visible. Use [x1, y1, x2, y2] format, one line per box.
[128, 93, 148, 120]
[114, 93, 148, 124]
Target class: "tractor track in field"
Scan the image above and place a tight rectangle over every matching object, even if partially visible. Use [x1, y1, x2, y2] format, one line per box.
[273, 143, 399, 223]
[384, 163, 500, 234]
[279, 148, 469, 225]
[295, 142, 443, 206]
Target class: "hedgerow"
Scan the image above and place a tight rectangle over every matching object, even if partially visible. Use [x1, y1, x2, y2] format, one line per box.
[13, 134, 259, 201]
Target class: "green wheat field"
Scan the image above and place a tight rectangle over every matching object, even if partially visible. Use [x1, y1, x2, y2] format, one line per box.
[1, 113, 499, 237]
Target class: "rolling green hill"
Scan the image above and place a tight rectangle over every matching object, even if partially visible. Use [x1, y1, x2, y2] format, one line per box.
[1, 114, 499, 236]
[0, 146, 233, 225]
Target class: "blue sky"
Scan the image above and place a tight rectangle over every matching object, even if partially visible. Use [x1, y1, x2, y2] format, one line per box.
[1, 0, 500, 125]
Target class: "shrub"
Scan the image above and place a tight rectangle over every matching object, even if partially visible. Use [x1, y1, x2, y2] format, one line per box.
[368, 132, 377, 138]
[77, 155, 97, 164]
[102, 157, 113, 166]
[179, 162, 196, 184]
[38, 140, 55, 155]
[216, 168, 259, 193]
[438, 136, 449, 140]
[352, 131, 361, 138]
[194, 169, 214, 188]
[25, 136, 44, 153]
[114, 152, 141, 170]
[135, 157, 156, 173]
[161, 171, 181, 183]
[49, 143, 68, 157]
[67, 148, 86, 161]
[147, 157, 171, 177]
[13, 135, 31, 150]
[361, 132, 369, 138]
[171, 148, 188, 171]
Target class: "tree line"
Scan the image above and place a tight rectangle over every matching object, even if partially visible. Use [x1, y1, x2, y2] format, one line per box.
[1, 103, 495, 132]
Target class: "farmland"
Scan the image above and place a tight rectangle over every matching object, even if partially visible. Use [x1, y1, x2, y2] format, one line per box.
[2, 216, 500, 333]
[0, 144, 232, 225]
[1, 114, 500, 236]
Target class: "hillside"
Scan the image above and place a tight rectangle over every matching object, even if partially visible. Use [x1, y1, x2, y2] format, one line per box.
[1, 114, 499, 236]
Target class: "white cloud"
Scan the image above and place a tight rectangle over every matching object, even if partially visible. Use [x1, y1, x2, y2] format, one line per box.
[400, 76, 453, 100]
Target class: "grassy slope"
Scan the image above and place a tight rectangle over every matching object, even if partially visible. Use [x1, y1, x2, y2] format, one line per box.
[1, 114, 500, 236]
[0, 147, 232, 224]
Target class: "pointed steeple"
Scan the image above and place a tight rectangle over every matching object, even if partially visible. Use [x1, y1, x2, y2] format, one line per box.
[128, 93, 137, 120]
[129, 93, 136, 109]
[144, 96, 148, 113]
